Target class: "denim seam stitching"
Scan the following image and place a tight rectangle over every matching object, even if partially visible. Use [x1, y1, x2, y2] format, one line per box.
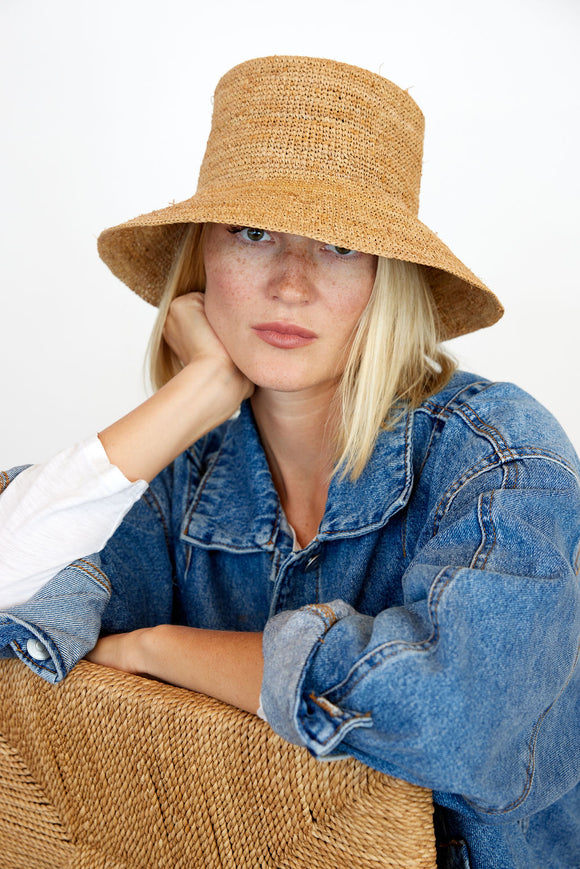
[432, 451, 578, 537]
[419, 380, 492, 419]
[143, 488, 171, 553]
[181, 538, 265, 553]
[469, 494, 495, 570]
[480, 490, 497, 569]
[0, 471, 9, 493]
[187, 445, 226, 517]
[320, 565, 459, 702]
[414, 384, 490, 487]
[73, 559, 111, 594]
[471, 491, 498, 570]
[461, 406, 519, 489]
[415, 416, 443, 479]
[319, 566, 578, 816]
[304, 603, 341, 630]
[433, 452, 499, 532]
[466, 641, 580, 815]
[463, 406, 516, 457]
[317, 413, 413, 540]
[304, 696, 373, 748]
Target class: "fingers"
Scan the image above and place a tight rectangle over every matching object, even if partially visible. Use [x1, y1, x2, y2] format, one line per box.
[162, 292, 255, 404]
[163, 292, 223, 367]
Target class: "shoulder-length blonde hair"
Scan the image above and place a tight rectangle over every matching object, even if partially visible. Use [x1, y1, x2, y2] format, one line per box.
[148, 223, 455, 479]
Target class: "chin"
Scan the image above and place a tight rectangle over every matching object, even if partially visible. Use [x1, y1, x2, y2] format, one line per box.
[234, 353, 337, 396]
[247, 368, 338, 396]
[251, 376, 315, 393]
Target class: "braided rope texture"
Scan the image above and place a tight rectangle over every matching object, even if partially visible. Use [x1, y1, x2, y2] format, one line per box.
[0, 658, 436, 868]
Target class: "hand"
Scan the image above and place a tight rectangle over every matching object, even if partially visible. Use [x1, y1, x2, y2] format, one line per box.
[164, 291, 254, 405]
[164, 293, 230, 365]
[98, 292, 254, 482]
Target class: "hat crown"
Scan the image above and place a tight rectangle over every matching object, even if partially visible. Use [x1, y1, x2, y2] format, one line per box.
[197, 56, 425, 217]
[98, 55, 503, 339]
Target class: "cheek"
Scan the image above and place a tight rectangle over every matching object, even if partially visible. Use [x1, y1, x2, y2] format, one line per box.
[203, 284, 232, 343]
[203, 270, 255, 352]
[328, 284, 373, 335]
[327, 259, 376, 324]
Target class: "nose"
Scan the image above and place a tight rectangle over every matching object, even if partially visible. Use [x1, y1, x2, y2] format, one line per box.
[267, 249, 315, 304]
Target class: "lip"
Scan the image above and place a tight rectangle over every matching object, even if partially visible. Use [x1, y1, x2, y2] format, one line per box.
[252, 321, 317, 349]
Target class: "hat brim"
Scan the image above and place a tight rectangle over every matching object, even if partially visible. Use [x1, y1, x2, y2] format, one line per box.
[97, 179, 503, 341]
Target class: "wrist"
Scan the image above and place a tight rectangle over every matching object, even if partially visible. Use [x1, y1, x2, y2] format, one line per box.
[183, 354, 253, 412]
[130, 626, 158, 675]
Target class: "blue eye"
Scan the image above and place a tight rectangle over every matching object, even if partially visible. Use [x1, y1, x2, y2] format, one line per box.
[324, 243, 356, 256]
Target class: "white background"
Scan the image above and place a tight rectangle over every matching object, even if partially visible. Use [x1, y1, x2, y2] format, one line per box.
[1, 0, 578, 467]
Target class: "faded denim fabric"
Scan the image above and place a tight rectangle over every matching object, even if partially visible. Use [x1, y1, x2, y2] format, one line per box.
[1, 371, 579, 869]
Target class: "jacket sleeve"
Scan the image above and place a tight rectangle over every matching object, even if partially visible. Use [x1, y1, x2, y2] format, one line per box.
[261, 421, 580, 821]
[0, 460, 180, 683]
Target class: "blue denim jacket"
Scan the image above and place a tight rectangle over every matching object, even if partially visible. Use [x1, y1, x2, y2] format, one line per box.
[1, 371, 579, 868]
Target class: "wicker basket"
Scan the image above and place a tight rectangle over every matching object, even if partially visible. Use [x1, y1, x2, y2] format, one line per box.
[0, 658, 436, 868]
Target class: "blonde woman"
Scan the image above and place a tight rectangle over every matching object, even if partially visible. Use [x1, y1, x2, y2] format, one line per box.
[0, 57, 578, 868]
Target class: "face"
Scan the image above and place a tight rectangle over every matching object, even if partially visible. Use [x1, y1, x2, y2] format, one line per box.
[203, 224, 377, 397]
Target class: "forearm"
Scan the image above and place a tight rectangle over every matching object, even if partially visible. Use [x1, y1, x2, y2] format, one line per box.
[99, 358, 247, 483]
[88, 625, 264, 715]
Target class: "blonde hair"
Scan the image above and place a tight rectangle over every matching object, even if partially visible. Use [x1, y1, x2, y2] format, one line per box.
[335, 257, 455, 479]
[148, 225, 456, 479]
[148, 224, 206, 389]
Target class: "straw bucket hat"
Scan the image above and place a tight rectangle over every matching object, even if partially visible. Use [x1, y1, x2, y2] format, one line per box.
[97, 55, 503, 340]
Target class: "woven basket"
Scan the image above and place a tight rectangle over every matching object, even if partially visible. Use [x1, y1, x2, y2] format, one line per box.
[0, 658, 436, 868]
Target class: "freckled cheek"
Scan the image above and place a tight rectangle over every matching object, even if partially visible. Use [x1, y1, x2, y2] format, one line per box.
[203, 272, 256, 345]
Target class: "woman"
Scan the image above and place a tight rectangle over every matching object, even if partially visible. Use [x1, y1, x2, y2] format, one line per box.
[0, 56, 578, 868]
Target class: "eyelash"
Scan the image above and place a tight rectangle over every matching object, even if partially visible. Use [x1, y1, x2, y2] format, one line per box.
[227, 226, 358, 258]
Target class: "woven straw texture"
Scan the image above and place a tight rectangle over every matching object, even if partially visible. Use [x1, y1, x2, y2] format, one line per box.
[97, 55, 503, 341]
[0, 658, 437, 868]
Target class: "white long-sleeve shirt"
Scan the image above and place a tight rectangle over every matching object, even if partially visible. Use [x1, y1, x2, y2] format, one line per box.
[0, 435, 147, 609]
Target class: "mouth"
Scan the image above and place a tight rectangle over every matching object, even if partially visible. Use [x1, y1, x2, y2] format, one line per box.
[252, 321, 318, 349]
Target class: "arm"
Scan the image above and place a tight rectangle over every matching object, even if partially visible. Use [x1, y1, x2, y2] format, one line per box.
[0, 294, 251, 678]
[99, 293, 253, 483]
[261, 433, 580, 820]
[0, 438, 146, 610]
[0, 460, 177, 683]
[86, 625, 264, 715]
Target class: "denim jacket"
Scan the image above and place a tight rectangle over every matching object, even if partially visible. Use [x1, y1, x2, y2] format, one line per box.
[1, 370, 579, 869]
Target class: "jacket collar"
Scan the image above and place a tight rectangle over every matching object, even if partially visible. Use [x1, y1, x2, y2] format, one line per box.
[181, 401, 414, 552]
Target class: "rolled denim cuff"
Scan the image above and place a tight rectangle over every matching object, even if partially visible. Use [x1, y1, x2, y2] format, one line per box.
[0, 555, 111, 683]
[261, 600, 373, 757]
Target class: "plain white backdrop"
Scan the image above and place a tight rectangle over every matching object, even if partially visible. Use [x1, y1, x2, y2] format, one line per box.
[1, 0, 578, 468]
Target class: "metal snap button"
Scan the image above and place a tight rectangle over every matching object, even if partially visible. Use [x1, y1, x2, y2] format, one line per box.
[304, 553, 320, 572]
[26, 638, 50, 661]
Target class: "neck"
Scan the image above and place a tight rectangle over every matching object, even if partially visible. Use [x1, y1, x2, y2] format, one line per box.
[250, 385, 338, 545]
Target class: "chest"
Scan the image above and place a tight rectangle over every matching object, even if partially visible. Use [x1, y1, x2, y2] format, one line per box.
[175, 511, 410, 631]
